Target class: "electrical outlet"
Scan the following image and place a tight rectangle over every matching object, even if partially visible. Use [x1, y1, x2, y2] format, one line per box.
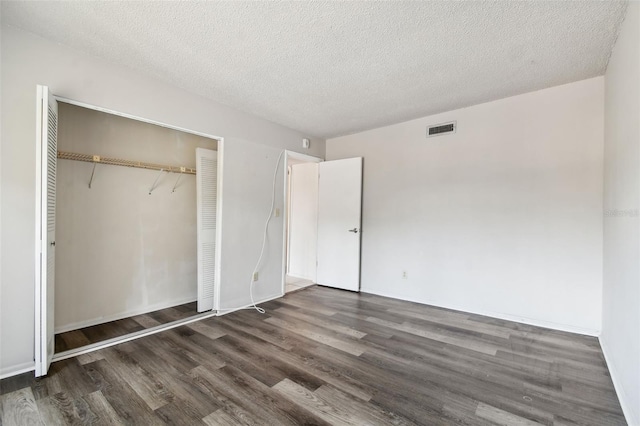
[402, 271, 408, 279]
[275, 208, 280, 217]
[253, 272, 259, 282]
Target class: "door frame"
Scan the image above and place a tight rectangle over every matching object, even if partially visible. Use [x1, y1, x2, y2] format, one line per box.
[35, 92, 225, 375]
[280, 151, 323, 296]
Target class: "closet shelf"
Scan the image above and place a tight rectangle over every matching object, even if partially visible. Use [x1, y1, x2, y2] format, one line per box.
[57, 151, 196, 175]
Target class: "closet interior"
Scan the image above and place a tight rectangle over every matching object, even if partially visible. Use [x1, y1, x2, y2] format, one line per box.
[54, 103, 218, 353]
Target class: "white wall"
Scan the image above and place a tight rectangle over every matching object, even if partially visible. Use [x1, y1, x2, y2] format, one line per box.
[327, 77, 604, 334]
[601, 3, 640, 425]
[217, 140, 286, 311]
[55, 103, 217, 332]
[288, 162, 319, 281]
[0, 25, 325, 377]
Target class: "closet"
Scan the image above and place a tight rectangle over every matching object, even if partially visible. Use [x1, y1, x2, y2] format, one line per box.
[35, 92, 221, 374]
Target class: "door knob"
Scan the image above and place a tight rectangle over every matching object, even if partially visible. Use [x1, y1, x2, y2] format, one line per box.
[348, 228, 359, 233]
[50, 241, 56, 246]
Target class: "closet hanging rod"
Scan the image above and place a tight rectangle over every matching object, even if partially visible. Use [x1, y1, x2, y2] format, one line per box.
[57, 151, 196, 175]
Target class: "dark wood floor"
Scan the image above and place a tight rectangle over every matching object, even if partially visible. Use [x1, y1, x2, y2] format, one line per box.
[55, 301, 198, 353]
[1, 286, 626, 425]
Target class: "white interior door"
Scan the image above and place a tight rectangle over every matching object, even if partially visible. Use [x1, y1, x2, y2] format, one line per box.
[35, 85, 57, 377]
[196, 148, 218, 312]
[316, 157, 363, 291]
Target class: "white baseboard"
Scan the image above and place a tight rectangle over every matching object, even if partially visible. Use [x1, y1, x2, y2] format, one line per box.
[361, 289, 600, 337]
[55, 296, 197, 334]
[599, 335, 638, 426]
[0, 362, 35, 380]
[287, 273, 314, 282]
[216, 293, 283, 316]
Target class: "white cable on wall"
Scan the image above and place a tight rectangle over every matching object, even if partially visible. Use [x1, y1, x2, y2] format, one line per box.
[218, 150, 285, 315]
[248, 150, 285, 314]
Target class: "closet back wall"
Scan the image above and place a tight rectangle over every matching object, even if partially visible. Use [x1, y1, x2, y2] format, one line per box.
[55, 103, 217, 333]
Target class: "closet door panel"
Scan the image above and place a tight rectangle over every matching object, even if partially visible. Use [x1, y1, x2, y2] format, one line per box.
[35, 85, 57, 376]
[196, 148, 217, 312]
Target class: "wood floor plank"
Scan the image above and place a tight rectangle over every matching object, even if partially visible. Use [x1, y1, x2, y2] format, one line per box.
[209, 329, 326, 391]
[0, 286, 626, 425]
[76, 350, 106, 366]
[82, 359, 164, 425]
[191, 365, 329, 426]
[221, 309, 324, 352]
[148, 307, 185, 324]
[359, 346, 554, 424]
[273, 378, 364, 426]
[42, 391, 99, 425]
[131, 313, 162, 329]
[187, 369, 264, 426]
[47, 358, 99, 400]
[137, 333, 201, 374]
[186, 319, 227, 340]
[100, 346, 174, 411]
[388, 308, 513, 339]
[363, 332, 562, 394]
[187, 332, 288, 388]
[81, 322, 128, 344]
[278, 295, 338, 316]
[313, 383, 415, 425]
[202, 408, 246, 426]
[265, 316, 367, 356]
[83, 390, 124, 425]
[113, 317, 145, 334]
[475, 402, 541, 426]
[213, 316, 373, 401]
[0, 372, 35, 397]
[126, 337, 222, 419]
[1, 388, 44, 426]
[366, 316, 500, 355]
[295, 293, 409, 325]
[56, 301, 198, 353]
[522, 382, 625, 425]
[215, 314, 295, 351]
[282, 334, 454, 422]
[155, 328, 227, 372]
[154, 401, 207, 426]
[274, 307, 367, 339]
[329, 312, 395, 339]
[440, 393, 496, 426]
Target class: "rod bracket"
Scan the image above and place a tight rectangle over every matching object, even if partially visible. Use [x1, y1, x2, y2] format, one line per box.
[172, 167, 186, 193]
[148, 169, 165, 195]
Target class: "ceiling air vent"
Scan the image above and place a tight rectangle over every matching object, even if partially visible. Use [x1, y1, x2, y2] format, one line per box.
[427, 121, 456, 138]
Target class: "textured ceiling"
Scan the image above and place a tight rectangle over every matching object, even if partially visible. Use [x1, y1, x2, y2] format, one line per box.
[1, 1, 628, 138]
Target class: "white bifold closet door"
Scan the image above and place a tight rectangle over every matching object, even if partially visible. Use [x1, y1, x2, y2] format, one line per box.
[35, 85, 57, 377]
[196, 148, 218, 312]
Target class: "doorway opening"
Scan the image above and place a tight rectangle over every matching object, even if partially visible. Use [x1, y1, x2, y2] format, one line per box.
[283, 152, 322, 294]
[281, 153, 364, 296]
